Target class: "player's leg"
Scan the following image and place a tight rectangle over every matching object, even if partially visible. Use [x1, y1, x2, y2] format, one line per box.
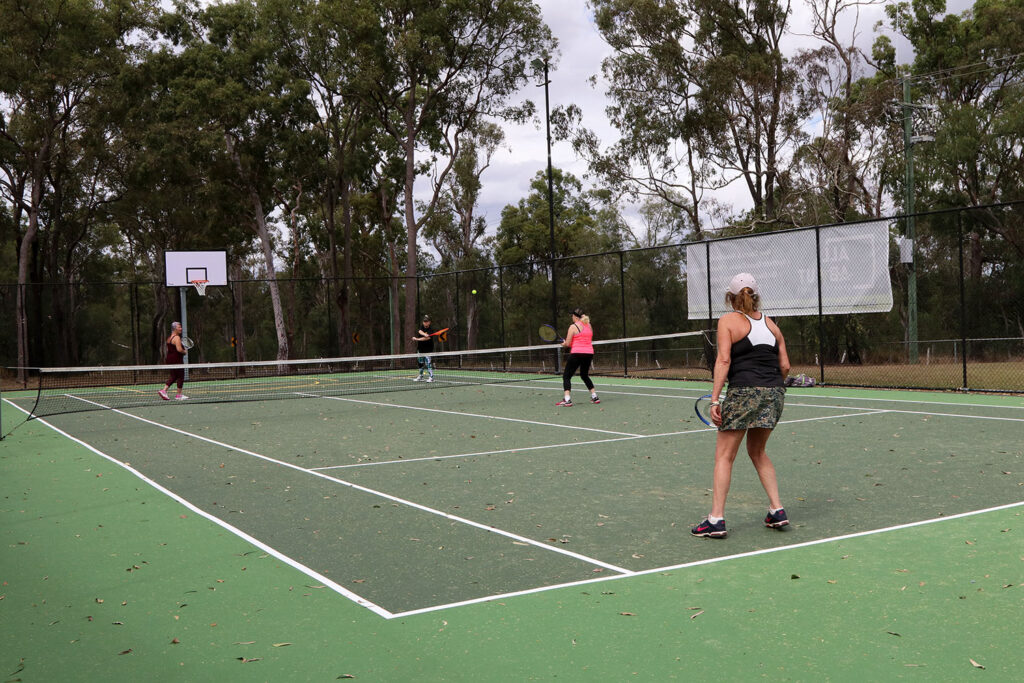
[710, 429, 746, 518]
[174, 368, 187, 400]
[577, 354, 599, 403]
[558, 355, 580, 405]
[746, 427, 787, 526]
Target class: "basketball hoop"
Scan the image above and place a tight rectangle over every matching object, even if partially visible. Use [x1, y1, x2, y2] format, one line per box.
[191, 280, 209, 296]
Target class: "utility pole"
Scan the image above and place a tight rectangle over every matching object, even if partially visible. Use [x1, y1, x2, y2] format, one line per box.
[901, 78, 925, 368]
[534, 57, 559, 366]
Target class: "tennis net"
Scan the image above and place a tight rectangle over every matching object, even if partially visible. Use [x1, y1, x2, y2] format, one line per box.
[25, 331, 709, 418]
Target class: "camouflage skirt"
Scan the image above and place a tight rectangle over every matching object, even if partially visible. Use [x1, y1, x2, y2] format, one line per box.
[719, 386, 786, 431]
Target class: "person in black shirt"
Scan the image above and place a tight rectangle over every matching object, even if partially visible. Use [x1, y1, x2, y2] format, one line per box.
[692, 273, 791, 539]
[411, 315, 435, 382]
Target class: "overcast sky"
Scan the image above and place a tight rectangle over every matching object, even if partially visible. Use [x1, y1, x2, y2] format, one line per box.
[475, 0, 970, 233]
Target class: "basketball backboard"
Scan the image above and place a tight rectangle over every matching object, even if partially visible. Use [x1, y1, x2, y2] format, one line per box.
[164, 250, 228, 287]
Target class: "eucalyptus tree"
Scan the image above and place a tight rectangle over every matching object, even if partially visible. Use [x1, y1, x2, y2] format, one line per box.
[587, 0, 805, 232]
[0, 0, 157, 375]
[488, 169, 624, 334]
[884, 0, 1024, 339]
[788, 0, 891, 223]
[421, 122, 504, 348]
[274, 0, 379, 356]
[159, 0, 320, 361]
[353, 0, 555, 350]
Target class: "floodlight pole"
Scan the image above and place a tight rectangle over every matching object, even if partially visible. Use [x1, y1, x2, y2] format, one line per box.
[902, 78, 919, 364]
[542, 60, 558, 353]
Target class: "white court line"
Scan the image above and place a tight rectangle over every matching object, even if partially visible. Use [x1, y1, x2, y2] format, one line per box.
[12, 396, 1022, 620]
[59, 395, 633, 575]
[314, 409, 888, 471]
[482, 379, 1024, 414]
[511, 377, 1024, 411]
[2, 399, 394, 619]
[865, 408, 1024, 422]
[390, 499, 1024, 618]
[295, 392, 643, 437]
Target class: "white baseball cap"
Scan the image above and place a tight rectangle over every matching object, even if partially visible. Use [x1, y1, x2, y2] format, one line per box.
[727, 273, 758, 295]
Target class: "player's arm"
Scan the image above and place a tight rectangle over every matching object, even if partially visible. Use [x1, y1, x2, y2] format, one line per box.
[561, 323, 577, 348]
[173, 335, 186, 354]
[766, 316, 791, 377]
[710, 316, 736, 426]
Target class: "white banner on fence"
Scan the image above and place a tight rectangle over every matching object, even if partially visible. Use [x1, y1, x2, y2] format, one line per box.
[686, 220, 894, 318]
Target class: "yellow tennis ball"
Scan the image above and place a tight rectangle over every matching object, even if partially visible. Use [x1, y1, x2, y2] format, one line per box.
[471, 289, 477, 294]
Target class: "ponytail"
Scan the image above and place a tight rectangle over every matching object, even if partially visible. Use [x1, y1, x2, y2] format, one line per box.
[725, 289, 759, 315]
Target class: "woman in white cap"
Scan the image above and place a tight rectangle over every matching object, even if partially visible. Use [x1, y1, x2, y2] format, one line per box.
[691, 273, 790, 539]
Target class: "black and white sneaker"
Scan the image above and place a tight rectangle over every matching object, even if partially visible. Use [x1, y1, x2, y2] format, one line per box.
[555, 399, 573, 407]
[764, 508, 789, 529]
[691, 518, 727, 538]
[590, 395, 600, 404]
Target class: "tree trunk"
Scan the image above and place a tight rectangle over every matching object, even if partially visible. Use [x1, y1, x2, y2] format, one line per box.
[402, 101, 419, 353]
[15, 164, 46, 382]
[231, 260, 247, 363]
[340, 179, 354, 356]
[389, 240, 402, 356]
[226, 133, 289, 362]
[250, 190, 289, 362]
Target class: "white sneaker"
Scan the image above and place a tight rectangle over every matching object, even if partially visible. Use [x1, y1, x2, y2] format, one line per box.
[425, 377, 434, 383]
[175, 394, 188, 400]
[413, 376, 422, 382]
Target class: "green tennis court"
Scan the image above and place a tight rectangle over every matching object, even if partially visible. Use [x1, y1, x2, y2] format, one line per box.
[2, 377, 1022, 679]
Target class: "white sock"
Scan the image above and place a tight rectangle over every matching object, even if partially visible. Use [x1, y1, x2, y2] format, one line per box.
[707, 515, 724, 524]
[769, 506, 784, 514]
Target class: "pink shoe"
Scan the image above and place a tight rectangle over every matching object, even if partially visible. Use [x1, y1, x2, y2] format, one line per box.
[175, 394, 188, 400]
[158, 388, 169, 400]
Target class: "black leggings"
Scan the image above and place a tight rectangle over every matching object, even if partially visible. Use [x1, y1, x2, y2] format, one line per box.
[562, 353, 594, 391]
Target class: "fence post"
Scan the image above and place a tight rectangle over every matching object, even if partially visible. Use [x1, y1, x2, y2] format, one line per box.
[958, 211, 968, 389]
[619, 251, 627, 376]
[705, 241, 712, 332]
[498, 265, 506, 349]
[816, 225, 825, 383]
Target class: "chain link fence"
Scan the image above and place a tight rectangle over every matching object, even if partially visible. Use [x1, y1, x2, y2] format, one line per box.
[3, 202, 1022, 392]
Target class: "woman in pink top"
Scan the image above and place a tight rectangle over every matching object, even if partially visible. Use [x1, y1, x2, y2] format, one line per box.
[556, 307, 600, 406]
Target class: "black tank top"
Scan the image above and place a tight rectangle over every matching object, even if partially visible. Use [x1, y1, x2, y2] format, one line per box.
[727, 314, 784, 388]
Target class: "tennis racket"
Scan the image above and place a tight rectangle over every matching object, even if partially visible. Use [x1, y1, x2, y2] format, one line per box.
[181, 336, 194, 350]
[701, 329, 716, 373]
[538, 324, 564, 343]
[694, 394, 713, 427]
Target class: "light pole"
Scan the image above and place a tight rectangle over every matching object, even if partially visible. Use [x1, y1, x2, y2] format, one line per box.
[901, 79, 935, 364]
[533, 57, 558, 355]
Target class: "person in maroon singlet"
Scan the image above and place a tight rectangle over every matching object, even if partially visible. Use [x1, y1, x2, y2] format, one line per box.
[159, 321, 188, 401]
